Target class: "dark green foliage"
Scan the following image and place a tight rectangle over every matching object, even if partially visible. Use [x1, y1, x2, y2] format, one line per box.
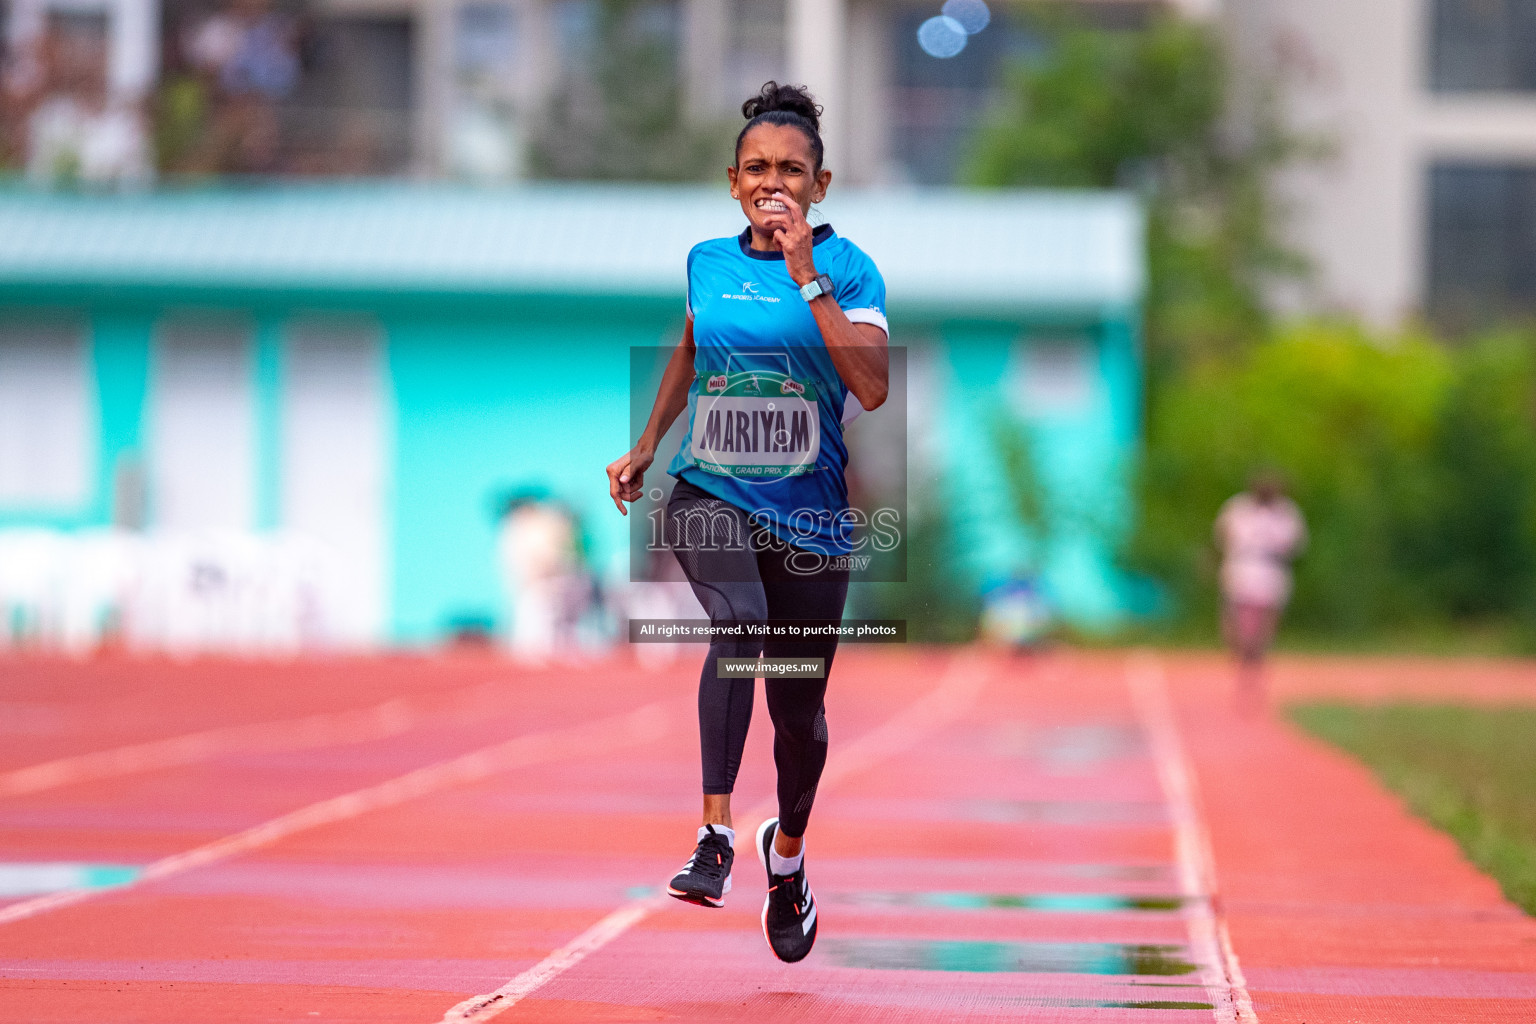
[1291, 702, 1536, 915]
[966, 15, 1222, 190]
[1411, 340, 1536, 619]
[1133, 325, 1536, 641]
[963, 10, 1536, 644]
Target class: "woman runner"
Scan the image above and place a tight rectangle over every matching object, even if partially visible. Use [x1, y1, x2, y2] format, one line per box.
[1215, 471, 1306, 711]
[606, 82, 889, 963]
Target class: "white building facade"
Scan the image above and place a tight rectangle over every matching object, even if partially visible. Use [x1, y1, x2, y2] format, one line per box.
[1225, 0, 1536, 327]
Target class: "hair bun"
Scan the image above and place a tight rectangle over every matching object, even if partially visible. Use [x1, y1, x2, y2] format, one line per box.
[741, 81, 822, 131]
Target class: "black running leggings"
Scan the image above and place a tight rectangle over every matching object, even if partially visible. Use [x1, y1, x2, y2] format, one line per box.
[666, 477, 850, 838]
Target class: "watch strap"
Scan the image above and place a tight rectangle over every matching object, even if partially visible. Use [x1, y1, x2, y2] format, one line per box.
[799, 273, 834, 302]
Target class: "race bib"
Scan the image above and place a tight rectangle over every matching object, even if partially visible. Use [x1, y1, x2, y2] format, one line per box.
[690, 370, 821, 478]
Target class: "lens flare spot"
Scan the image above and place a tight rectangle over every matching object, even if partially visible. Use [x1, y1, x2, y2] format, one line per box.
[942, 0, 991, 35]
[917, 15, 968, 59]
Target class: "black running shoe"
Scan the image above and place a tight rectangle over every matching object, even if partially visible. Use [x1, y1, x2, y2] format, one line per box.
[756, 817, 817, 962]
[667, 825, 734, 907]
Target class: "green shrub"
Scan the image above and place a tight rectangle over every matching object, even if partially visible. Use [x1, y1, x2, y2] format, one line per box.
[962, 8, 1536, 646]
[1134, 325, 1536, 641]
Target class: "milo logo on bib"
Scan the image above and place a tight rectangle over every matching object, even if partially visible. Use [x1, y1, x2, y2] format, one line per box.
[691, 370, 821, 479]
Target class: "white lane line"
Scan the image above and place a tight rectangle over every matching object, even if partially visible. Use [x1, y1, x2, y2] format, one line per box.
[0, 680, 518, 799]
[0, 701, 672, 927]
[439, 902, 655, 1022]
[438, 652, 993, 1024]
[1126, 651, 1258, 1024]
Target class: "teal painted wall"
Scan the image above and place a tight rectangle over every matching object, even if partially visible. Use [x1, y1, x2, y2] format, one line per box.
[386, 307, 685, 643]
[253, 315, 284, 531]
[92, 313, 154, 529]
[0, 294, 1141, 641]
[938, 321, 1034, 584]
[935, 314, 1141, 627]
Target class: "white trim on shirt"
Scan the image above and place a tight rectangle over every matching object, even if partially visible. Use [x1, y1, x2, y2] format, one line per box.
[843, 307, 889, 335]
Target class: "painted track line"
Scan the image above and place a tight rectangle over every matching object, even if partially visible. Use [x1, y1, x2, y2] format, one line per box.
[0, 680, 517, 799]
[1126, 651, 1258, 1024]
[438, 651, 993, 1024]
[0, 700, 673, 926]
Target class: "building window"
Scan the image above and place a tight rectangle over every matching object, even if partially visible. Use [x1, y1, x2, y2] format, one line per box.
[891, 7, 1035, 185]
[888, 5, 1148, 186]
[283, 16, 415, 173]
[1430, 0, 1536, 92]
[0, 321, 93, 508]
[1428, 162, 1536, 322]
[161, 0, 414, 175]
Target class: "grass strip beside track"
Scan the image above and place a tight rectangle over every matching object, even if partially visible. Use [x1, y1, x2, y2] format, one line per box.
[1291, 702, 1536, 916]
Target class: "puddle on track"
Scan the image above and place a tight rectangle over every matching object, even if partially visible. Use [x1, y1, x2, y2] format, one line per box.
[830, 891, 1184, 913]
[0, 863, 140, 897]
[824, 938, 1200, 975]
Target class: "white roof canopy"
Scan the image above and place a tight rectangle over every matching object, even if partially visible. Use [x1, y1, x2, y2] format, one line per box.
[0, 185, 1143, 312]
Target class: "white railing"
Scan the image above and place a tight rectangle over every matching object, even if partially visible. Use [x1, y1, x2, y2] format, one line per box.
[0, 528, 349, 657]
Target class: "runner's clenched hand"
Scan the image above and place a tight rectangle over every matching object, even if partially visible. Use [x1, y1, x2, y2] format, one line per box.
[770, 191, 819, 287]
[606, 445, 654, 516]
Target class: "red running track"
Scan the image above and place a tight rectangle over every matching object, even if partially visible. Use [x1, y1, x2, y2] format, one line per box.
[0, 648, 1532, 1022]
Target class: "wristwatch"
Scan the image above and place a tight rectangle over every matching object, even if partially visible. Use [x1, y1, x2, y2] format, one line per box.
[799, 273, 834, 303]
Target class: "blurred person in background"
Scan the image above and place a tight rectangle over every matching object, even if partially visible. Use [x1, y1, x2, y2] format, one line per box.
[183, 0, 299, 172]
[1215, 471, 1306, 711]
[979, 574, 1052, 650]
[14, 15, 150, 187]
[622, 543, 707, 670]
[495, 491, 592, 664]
[607, 82, 888, 964]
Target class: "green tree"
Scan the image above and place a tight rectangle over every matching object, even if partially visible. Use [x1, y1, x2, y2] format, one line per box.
[1132, 323, 1536, 644]
[964, 10, 1308, 375]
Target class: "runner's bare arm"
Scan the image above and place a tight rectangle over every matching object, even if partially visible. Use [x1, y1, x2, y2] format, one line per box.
[770, 191, 889, 410]
[814, 318, 888, 410]
[607, 320, 696, 515]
